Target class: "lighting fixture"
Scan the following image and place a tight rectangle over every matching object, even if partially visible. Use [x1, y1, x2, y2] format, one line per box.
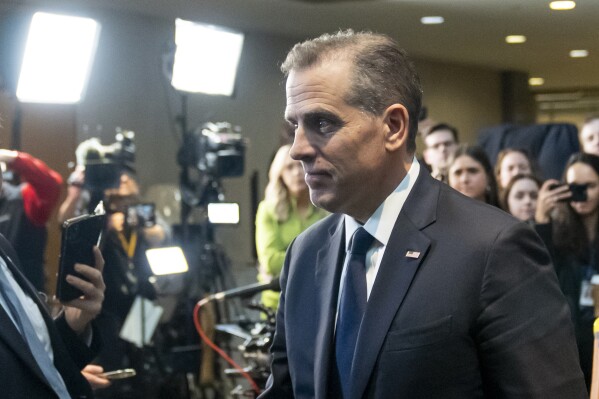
[505, 35, 526, 44]
[570, 49, 588, 58]
[171, 19, 244, 96]
[16, 12, 100, 103]
[207, 202, 240, 224]
[420, 16, 444, 25]
[549, 1, 576, 10]
[529, 77, 545, 86]
[146, 247, 189, 275]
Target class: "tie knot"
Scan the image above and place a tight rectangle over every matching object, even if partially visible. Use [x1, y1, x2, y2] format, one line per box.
[349, 227, 374, 255]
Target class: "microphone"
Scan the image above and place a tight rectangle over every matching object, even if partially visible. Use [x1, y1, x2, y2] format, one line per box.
[199, 278, 281, 305]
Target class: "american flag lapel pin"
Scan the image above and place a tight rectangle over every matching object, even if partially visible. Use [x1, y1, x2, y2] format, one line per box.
[405, 250, 420, 259]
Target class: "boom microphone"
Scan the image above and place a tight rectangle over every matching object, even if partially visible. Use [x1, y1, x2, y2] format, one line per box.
[199, 278, 281, 305]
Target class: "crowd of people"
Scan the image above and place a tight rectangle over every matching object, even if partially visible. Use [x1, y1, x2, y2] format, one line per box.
[422, 115, 599, 387]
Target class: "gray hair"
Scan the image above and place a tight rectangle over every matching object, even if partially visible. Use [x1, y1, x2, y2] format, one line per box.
[281, 30, 423, 152]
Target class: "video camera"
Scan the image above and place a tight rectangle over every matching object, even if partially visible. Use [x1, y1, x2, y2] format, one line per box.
[179, 122, 245, 179]
[77, 128, 136, 193]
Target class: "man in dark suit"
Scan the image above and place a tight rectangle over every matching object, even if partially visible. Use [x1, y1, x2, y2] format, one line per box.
[0, 162, 106, 397]
[259, 30, 587, 398]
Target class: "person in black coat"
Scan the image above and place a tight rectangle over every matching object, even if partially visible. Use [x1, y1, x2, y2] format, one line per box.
[535, 152, 599, 388]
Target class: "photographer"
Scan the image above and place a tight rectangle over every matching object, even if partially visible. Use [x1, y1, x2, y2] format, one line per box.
[0, 149, 63, 291]
[58, 134, 168, 397]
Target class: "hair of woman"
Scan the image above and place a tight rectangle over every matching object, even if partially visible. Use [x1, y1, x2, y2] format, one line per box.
[264, 144, 295, 222]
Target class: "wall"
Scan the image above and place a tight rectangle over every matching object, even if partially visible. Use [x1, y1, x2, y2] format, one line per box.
[1, 7, 504, 287]
[415, 59, 502, 147]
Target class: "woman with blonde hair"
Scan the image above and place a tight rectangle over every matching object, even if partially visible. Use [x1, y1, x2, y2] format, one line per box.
[256, 144, 327, 310]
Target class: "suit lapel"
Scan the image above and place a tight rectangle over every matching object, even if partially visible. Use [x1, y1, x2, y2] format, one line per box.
[349, 169, 439, 399]
[0, 238, 54, 387]
[313, 216, 345, 399]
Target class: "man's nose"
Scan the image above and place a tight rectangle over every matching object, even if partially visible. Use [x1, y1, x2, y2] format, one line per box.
[290, 127, 314, 161]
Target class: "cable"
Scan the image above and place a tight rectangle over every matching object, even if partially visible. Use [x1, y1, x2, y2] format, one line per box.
[193, 298, 261, 395]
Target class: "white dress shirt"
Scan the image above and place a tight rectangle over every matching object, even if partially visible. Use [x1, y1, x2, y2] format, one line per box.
[342, 157, 420, 299]
[0, 256, 55, 360]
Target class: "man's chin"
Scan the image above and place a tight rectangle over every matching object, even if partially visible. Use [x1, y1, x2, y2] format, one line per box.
[309, 192, 337, 213]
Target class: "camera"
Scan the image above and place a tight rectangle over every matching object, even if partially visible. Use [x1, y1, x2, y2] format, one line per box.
[549, 182, 588, 202]
[179, 122, 245, 179]
[76, 129, 136, 193]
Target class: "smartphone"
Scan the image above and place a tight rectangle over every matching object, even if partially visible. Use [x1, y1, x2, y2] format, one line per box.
[99, 368, 137, 380]
[549, 183, 588, 202]
[56, 213, 106, 302]
[126, 203, 156, 228]
[569, 183, 588, 202]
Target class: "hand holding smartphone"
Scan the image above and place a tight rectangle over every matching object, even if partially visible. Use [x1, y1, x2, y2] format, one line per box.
[549, 182, 588, 202]
[56, 204, 106, 302]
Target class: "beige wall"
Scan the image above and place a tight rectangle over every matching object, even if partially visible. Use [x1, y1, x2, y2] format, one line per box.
[415, 59, 503, 150]
[537, 110, 586, 132]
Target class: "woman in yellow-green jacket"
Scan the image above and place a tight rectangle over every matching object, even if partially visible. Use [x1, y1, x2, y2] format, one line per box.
[256, 144, 327, 310]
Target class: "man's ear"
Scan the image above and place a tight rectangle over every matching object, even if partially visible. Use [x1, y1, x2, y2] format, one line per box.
[383, 104, 409, 152]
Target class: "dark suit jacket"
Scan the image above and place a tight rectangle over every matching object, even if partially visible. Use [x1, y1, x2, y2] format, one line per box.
[0, 233, 98, 398]
[260, 169, 587, 399]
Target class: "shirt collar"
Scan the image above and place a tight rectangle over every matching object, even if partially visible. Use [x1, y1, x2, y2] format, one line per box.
[345, 157, 420, 249]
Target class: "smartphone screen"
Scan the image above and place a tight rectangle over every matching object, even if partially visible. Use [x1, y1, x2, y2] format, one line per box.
[126, 203, 156, 228]
[56, 213, 106, 302]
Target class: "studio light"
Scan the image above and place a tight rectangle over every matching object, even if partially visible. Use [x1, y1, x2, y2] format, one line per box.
[207, 202, 240, 224]
[171, 19, 244, 96]
[146, 246, 189, 276]
[16, 12, 100, 104]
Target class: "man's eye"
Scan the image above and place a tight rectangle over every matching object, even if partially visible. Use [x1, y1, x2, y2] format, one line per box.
[318, 119, 336, 133]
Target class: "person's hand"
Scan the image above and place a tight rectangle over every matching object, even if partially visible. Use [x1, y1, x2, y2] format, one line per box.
[66, 165, 86, 188]
[81, 364, 111, 390]
[62, 246, 106, 334]
[535, 179, 571, 223]
[0, 149, 18, 164]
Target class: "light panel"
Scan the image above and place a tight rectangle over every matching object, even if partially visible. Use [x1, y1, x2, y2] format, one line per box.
[207, 202, 240, 224]
[146, 247, 189, 276]
[16, 12, 100, 104]
[171, 19, 244, 96]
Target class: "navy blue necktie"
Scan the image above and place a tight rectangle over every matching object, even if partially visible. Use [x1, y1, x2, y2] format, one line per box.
[0, 266, 71, 398]
[334, 227, 374, 398]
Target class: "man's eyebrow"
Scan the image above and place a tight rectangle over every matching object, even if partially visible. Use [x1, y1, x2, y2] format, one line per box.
[300, 110, 343, 125]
